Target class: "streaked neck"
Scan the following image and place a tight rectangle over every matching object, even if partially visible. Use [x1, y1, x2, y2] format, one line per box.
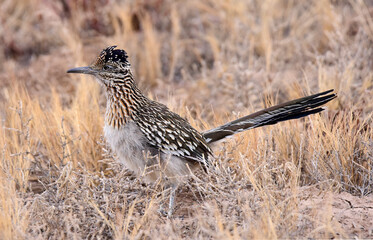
[105, 76, 147, 129]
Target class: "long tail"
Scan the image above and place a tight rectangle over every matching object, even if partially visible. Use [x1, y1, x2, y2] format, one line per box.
[203, 89, 336, 144]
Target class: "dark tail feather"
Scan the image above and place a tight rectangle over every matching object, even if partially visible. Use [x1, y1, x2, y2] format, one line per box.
[203, 89, 336, 144]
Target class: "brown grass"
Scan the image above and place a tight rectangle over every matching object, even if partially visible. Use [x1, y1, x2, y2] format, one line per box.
[0, 0, 372, 239]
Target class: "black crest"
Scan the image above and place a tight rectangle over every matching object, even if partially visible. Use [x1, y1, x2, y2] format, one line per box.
[98, 46, 129, 65]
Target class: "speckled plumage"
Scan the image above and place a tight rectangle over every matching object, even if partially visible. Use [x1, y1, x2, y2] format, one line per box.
[69, 46, 212, 183]
[67, 46, 336, 215]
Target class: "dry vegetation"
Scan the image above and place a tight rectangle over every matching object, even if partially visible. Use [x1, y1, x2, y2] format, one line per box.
[0, 0, 372, 239]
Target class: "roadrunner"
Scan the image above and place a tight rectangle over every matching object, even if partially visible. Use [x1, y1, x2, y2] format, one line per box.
[68, 46, 336, 216]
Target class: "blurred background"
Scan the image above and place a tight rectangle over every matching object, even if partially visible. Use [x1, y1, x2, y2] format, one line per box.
[1, 0, 371, 116]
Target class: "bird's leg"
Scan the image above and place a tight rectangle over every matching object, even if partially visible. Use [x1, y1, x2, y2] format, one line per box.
[157, 183, 177, 218]
[167, 184, 177, 218]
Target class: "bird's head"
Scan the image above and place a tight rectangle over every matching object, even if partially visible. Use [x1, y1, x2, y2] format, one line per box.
[67, 46, 132, 86]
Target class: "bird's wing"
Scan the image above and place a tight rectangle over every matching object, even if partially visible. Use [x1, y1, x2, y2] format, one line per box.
[132, 101, 212, 164]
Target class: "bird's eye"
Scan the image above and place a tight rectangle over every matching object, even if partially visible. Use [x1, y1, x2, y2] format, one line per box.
[103, 65, 113, 71]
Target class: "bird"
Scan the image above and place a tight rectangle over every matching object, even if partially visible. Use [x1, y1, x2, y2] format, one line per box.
[67, 45, 336, 217]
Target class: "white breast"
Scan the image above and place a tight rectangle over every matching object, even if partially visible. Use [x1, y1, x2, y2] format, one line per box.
[104, 122, 148, 175]
[104, 122, 194, 183]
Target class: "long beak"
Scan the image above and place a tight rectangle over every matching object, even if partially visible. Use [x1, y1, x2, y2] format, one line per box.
[67, 66, 95, 75]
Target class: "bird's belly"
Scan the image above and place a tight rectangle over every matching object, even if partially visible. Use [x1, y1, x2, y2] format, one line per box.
[104, 122, 191, 183]
[104, 122, 149, 175]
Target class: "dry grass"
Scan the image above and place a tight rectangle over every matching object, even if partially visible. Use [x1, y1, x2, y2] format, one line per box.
[0, 0, 372, 239]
